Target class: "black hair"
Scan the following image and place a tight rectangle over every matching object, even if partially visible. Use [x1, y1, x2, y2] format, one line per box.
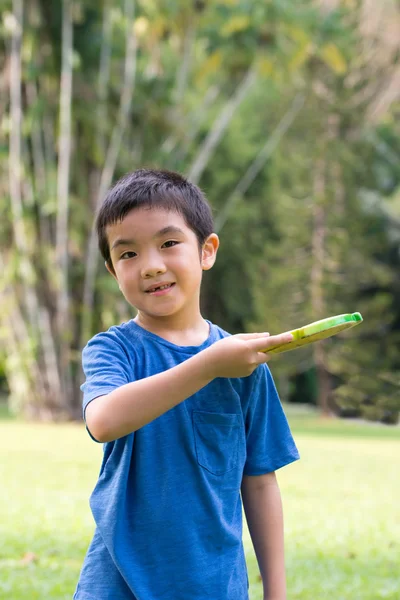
[96, 169, 215, 271]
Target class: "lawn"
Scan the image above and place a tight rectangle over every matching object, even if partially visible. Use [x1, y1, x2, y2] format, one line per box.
[1, 404, 399, 600]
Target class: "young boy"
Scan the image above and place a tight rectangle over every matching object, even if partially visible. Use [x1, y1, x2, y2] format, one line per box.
[74, 169, 299, 600]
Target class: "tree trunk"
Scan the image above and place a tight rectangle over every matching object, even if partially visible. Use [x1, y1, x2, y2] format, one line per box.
[187, 65, 257, 184]
[311, 158, 331, 415]
[56, 0, 74, 407]
[80, 0, 137, 355]
[215, 93, 305, 233]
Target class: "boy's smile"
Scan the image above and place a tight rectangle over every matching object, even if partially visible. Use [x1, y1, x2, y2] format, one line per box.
[145, 282, 175, 295]
[106, 207, 218, 333]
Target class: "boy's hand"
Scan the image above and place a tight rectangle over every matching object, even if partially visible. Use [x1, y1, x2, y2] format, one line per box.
[204, 332, 293, 379]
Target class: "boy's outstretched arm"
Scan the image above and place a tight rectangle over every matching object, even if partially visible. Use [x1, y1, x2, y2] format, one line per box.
[241, 472, 286, 600]
[85, 331, 293, 442]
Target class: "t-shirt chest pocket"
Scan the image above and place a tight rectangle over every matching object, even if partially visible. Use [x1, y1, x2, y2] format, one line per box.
[192, 411, 241, 475]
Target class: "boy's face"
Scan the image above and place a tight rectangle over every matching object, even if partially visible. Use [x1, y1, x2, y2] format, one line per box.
[105, 207, 219, 326]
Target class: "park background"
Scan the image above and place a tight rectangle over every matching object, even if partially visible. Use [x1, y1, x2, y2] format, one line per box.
[0, 0, 399, 598]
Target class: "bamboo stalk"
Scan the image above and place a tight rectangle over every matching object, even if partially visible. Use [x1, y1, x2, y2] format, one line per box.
[96, 0, 136, 206]
[0, 265, 47, 409]
[311, 161, 325, 318]
[367, 65, 400, 123]
[43, 115, 57, 229]
[159, 15, 198, 165]
[214, 93, 305, 233]
[187, 65, 257, 184]
[26, 80, 52, 248]
[56, 0, 73, 331]
[80, 0, 137, 351]
[96, 0, 113, 154]
[173, 16, 196, 110]
[9, 0, 24, 237]
[26, 81, 48, 197]
[38, 306, 62, 401]
[9, 0, 40, 330]
[12, 305, 48, 406]
[0, 55, 10, 134]
[165, 85, 221, 165]
[311, 157, 331, 415]
[6, 3, 66, 415]
[21, 165, 64, 406]
[56, 0, 74, 404]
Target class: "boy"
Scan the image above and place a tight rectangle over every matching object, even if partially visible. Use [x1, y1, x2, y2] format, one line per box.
[74, 169, 299, 600]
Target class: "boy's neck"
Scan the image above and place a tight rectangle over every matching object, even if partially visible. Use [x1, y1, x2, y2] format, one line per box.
[133, 312, 210, 347]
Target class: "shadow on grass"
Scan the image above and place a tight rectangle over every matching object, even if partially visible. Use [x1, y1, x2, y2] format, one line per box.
[283, 404, 400, 440]
[1, 399, 399, 439]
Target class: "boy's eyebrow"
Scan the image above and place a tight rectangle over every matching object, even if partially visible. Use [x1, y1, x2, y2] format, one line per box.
[156, 226, 186, 237]
[111, 226, 186, 250]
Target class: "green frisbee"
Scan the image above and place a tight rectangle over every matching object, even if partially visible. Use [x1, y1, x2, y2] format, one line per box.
[265, 312, 363, 355]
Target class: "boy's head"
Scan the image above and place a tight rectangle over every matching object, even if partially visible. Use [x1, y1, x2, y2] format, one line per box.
[96, 169, 215, 274]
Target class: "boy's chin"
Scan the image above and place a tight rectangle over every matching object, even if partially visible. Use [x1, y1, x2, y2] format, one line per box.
[135, 306, 180, 319]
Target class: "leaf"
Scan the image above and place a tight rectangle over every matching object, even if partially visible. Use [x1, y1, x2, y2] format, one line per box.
[257, 57, 274, 77]
[320, 43, 347, 75]
[221, 15, 251, 37]
[195, 50, 222, 84]
[288, 42, 312, 72]
[283, 24, 310, 46]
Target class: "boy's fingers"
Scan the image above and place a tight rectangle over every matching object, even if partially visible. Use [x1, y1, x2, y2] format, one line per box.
[236, 332, 270, 340]
[253, 332, 293, 351]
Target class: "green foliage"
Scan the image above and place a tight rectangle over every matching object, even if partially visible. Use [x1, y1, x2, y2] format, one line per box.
[0, 0, 399, 420]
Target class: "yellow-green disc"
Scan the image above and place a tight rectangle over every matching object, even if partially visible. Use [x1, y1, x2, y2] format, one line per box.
[265, 312, 363, 355]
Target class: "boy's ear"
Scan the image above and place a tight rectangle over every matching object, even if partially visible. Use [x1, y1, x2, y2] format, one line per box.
[105, 260, 118, 281]
[201, 233, 219, 271]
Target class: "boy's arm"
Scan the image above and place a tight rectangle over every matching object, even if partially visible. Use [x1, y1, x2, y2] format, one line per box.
[241, 472, 286, 600]
[85, 331, 293, 442]
[86, 344, 214, 442]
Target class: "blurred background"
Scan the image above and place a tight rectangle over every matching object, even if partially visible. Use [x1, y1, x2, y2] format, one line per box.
[0, 0, 399, 423]
[0, 1, 400, 598]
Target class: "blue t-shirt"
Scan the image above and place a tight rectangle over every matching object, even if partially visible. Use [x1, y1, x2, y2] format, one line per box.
[74, 320, 299, 600]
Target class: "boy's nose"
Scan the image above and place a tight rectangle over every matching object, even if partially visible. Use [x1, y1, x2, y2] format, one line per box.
[140, 259, 167, 279]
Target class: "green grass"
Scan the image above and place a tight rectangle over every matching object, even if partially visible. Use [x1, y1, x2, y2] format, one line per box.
[1, 405, 399, 599]
[0, 401, 13, 420]
[281, 403, 400, 439]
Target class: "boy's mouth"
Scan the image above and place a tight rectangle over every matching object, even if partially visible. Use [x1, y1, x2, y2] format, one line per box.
[145, 283, 175, 294]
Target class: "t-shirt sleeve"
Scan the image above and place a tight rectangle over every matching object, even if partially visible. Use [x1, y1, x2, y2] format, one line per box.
[80, 330, 132, 439]
[243, 364, 300, 475]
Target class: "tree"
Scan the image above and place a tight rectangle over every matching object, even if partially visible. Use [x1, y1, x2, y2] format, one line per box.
[230, 0, 400, 420]
[0, 0, 399, 422]
[0, 0, 321, 418]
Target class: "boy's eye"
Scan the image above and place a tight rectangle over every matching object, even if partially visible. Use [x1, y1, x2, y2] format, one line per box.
[120, 251, 137, 259]
[162, 240, 179, 248]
